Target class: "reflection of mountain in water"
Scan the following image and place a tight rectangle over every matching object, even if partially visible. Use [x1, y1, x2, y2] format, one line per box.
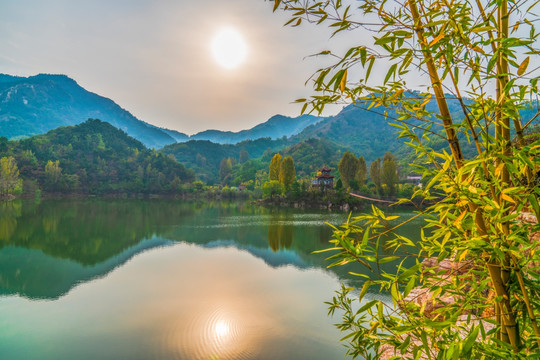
[204, 239, 306, 268]
[0, 200, 423, 300]
[0, 237, 173, 299]
[0, 200, 194, 299]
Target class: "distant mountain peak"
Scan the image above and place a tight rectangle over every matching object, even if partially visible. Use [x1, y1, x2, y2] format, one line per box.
[189, 113, 323, 144]
[0, 73, 185, 148]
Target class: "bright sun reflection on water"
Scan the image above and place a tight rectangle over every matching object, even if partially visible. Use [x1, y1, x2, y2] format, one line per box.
[215, 320, 230, 338]
[175, 305, 261, 360]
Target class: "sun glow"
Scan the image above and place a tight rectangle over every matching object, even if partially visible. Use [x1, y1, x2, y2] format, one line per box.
[214, 320, 230, 338]
[211, 27, 248, 69]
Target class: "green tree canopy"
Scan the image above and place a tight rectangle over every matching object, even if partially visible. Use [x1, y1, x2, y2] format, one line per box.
[262, 180, 283, 199]
[369, 158, 381, 191]
[356, 156, 367, 185]
[219, 158, 233, 184]
[239, 150, 249, 164]
[0, 156, 21, 197]
[279, 156, 296, 190]
[269, 153, 282, 181]
[381, 152, 398, 196]
[44, 160, 62, 191]
[338, 151, 358, 189]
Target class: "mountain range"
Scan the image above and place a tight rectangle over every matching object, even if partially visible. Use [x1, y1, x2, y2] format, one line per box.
[0, 74, 181, 148]
[2, 73, 537, 185]
[0, 73, 442, 162]
[0, 74, 323, 148]
[190, 114, 322, 144]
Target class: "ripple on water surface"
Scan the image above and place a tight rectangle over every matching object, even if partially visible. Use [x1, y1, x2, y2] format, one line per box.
[164, 304, 278, 360]
[190, 213, 347, 229]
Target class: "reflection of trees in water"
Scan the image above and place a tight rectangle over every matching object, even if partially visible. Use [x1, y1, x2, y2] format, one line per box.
[0, 200, 196, 264]
[318, 226, 333, 245]
[0, 201, 21, 243]
[267, 212, 294, 252]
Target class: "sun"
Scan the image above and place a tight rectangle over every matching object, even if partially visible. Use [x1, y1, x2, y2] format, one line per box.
[211, 27, 248, 69]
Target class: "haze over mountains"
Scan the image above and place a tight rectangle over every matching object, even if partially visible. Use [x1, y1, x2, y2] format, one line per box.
[191, 114, 322, 144]
[2, 73, 536, 185]
[0, 74, 323, 148]
[0, 73, 406, 160]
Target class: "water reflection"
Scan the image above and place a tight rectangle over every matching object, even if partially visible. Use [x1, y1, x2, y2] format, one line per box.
[0, 201, 21, 242]
[0, 199, 192, 264]
[177, 306, 256, 360]
[0, 200, 424, 359]
[0, 200, 423, 300]
[0, 244, 346, 359]
[267, 212, 294, 252]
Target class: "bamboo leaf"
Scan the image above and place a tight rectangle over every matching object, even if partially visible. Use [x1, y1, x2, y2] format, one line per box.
[379, 256, 400, 264]
[384, 63, 397, 84]
[365, 56, 375, 80]
[501, 193, 516, 204]
[429, 31, 445, 47]
[518, 56, 530, 76]
[462, 326, 480, 354]
[357, 299, 378, 314]
[472, 46, 485, 55]
[358, 280, 371, 302]
[340, 68, 348, 93]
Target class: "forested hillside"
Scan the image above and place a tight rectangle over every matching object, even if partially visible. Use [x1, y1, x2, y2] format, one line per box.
[0, 119, 194, 194]
[161, 137, 290, 184]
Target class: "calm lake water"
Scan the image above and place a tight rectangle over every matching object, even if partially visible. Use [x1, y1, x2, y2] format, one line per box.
[0, 200, 422, 360]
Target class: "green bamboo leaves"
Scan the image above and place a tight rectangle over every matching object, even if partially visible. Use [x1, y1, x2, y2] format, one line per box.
[273, 0, 540, 358]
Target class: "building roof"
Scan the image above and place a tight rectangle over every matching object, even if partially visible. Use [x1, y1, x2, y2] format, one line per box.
[316, 174, 335, 179]
[318, 166, 332, 172]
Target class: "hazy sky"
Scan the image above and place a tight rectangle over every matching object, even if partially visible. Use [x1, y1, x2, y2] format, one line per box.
[0, 0, 355, 134]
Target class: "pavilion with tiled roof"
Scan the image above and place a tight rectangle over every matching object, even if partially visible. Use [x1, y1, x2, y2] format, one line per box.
[312, 166, 335, 187]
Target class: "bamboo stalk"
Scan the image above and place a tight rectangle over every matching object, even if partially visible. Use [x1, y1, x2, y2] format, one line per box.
[407, 0, 520, 351]
[407, 0, 463, 168]
[512, 255, 540, 349]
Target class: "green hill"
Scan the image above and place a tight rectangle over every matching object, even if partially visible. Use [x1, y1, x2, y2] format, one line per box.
[0, 119, 194, 194]
[161, 137, 290, 184]
[280, 138, 347, 177]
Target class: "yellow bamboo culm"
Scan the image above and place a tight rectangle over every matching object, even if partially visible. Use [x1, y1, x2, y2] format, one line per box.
[407, 0, 521, 351]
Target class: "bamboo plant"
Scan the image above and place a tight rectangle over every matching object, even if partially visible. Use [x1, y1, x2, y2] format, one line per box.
[272, 0, 540, 358]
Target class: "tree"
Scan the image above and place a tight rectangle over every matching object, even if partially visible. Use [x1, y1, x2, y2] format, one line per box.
[279, 156, 296, 191]
[369, 158, 381, 192]
[219, 158, 232, 184]
[0, 137, 7, 154]
[0, 156, 21, 197]
[269, 153, 282, 181]
[274, 0, 540, 358]
[356, 156, 367, 186]
[44, 160, 62, 191]
[380, 152, 398, 196]
[196, 153, 206, 167]
[335, 178, 343, 190]
[262, 180, 283, 199]
[239, 150, 249, 164]
[338, 151, 358, 189]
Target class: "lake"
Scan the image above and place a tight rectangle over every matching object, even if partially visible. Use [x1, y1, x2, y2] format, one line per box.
[0, 199, 422, 359]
